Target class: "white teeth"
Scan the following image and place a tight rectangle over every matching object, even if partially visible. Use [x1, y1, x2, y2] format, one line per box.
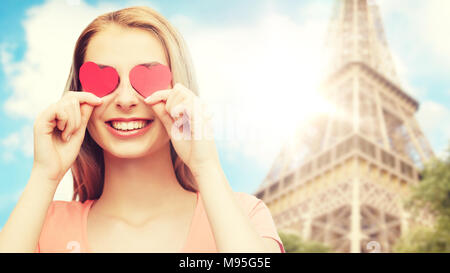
[110, 120, 148, 131]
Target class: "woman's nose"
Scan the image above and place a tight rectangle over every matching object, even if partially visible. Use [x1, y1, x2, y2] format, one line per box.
[113, 77, 139, 111]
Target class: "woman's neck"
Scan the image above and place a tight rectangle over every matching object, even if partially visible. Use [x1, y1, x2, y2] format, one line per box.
[96, 142, 189, 222]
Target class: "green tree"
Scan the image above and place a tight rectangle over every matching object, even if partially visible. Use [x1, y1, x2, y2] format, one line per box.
[279, 230, 333, 253]
[393, 144, 450, 253]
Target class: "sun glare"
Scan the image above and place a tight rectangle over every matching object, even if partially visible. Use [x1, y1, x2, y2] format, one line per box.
[245, 12, 332, 141]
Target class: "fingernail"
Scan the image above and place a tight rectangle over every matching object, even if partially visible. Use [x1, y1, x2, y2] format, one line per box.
[66, 134, 71, 142]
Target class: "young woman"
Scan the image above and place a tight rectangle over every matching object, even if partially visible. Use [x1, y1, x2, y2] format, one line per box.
[0, 6, 284, 253]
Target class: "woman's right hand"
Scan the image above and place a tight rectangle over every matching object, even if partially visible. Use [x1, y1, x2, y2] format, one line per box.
[32, 91, 103, 186]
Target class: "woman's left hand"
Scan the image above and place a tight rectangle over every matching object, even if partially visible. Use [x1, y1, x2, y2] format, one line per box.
[144, 83, 219, 176]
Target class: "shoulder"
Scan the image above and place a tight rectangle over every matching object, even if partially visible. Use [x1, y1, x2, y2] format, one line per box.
[44, 200, 89, 223]
[38, 200, 93, 252]
[49, 200, 86, 212]
[232, 191, 285, 252]
[232, 192, 265, 214]
[42, 200, 90, 230]
[44, 199, 94, 226]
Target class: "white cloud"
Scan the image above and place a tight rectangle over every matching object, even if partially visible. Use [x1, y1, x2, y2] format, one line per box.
[421, 0, 450, 68]
[378, 0, 450, 73]
[1, 132, 20, 147]
[389, 51, 426, 99]
[417, 101, 450, 159]
[1, 151, 15, 163]
[170, 6, 331, 169]
[297, 0, 332, 24]
[2, 0, 123, 120]
[0, 44, 17, 76]
[0, 124, 33, 163]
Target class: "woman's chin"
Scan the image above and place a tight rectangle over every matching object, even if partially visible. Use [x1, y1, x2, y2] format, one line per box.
[105, 143, 153, 159]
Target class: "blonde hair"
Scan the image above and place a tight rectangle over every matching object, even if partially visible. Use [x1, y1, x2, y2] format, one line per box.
[63, 6, 199, 202]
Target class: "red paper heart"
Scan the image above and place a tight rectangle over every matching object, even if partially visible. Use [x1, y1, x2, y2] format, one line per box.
[129, 64, 172, 97]
[79, 62, 119, 97]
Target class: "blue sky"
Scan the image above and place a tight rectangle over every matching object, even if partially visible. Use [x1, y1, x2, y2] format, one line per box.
[0, 0, 449, 229]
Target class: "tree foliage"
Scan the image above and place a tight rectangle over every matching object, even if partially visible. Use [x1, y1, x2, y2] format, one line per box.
[393, 145, 450, 253]
[278, 230, 333, 253]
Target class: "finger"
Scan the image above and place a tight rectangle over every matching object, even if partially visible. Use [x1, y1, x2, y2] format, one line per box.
[80, 103, 95, 128]
[174, 99, 195, 122]
[63, 101, 79, 140]
[73, 99, 82, 132]
[35, 104, 56, 136]
[170, 83, 197, 119]
[55, 106, 69, 132]
[62, 106, 75, 142]
[165, 90, 186, 118]
[151, 102, 174, 136]
[170, 102, 188, 121]
[66, 91, 103, 106]
[144, 89, 172, 105]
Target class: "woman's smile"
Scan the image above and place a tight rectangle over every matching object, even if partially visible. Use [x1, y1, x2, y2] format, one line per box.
[105, 117, 154, 138]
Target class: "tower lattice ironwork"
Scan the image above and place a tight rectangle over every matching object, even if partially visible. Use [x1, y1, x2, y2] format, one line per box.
[254, 0, 434, 253]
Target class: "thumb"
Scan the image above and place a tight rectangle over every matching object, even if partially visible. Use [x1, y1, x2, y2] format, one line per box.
[151, 102, 174, 136]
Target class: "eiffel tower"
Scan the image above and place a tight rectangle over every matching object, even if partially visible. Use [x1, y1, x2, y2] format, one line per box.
[254, 0, 435, 253]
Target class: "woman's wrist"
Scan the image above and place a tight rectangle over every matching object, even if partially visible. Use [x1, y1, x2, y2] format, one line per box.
[190, 157, 222, 180]
[29, 166, 60, 194]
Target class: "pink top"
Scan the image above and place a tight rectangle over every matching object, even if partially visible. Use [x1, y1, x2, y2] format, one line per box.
[36, 191, 285, 253]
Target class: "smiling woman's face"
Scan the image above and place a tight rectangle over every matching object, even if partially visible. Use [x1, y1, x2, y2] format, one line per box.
[84, 24, 171, 158]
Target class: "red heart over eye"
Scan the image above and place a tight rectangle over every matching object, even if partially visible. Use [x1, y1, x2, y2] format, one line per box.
[129, 64, 172, 97]
[79, 62, 119, 97]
